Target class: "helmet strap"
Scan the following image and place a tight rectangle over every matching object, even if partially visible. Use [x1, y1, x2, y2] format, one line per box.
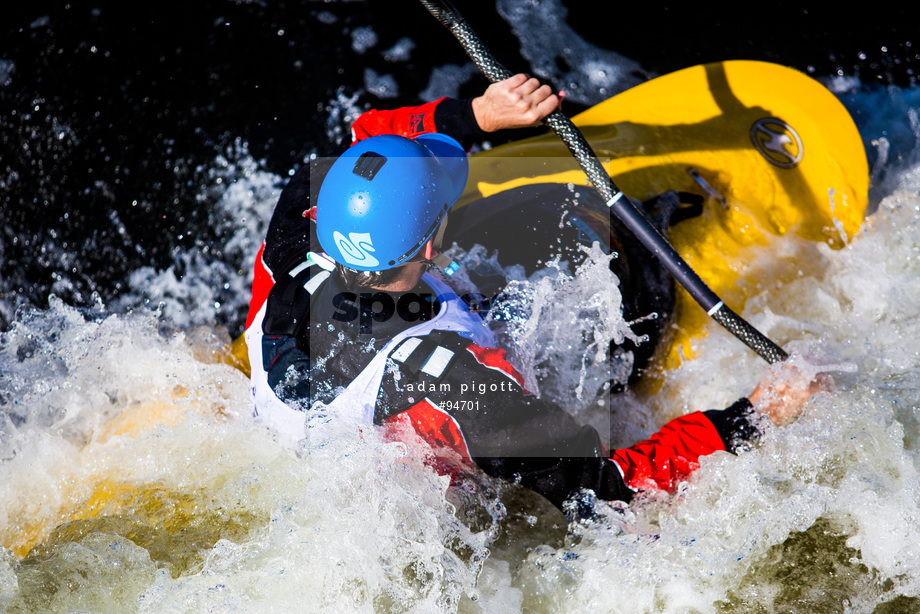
[432, 213, 449, 249]
[410, 214, 458, 275]
[429, 253, 460, 276]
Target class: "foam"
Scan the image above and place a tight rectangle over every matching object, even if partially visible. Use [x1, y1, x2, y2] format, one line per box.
[3, 36, 920, 613]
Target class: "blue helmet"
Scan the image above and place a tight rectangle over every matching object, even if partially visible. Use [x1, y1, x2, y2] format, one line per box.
[316, 133, 468, 271]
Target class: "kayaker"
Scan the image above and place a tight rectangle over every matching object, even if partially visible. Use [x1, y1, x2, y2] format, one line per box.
[243, 73, 829, 512]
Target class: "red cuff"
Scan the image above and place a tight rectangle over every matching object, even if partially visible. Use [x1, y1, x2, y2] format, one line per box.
[610, 411, 727, 492]
[351, 98, 445, 143]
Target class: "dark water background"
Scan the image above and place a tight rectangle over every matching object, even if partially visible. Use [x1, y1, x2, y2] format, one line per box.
[1, 0, 916, 335]
[3, 4, 920, 611]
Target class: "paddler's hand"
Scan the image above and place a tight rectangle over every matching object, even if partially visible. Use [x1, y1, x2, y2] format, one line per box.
[471, 73, 565, 132]
[749, 367, 834, 427]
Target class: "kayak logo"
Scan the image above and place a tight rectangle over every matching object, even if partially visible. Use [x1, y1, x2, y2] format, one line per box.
[333, 231, 379, 268]
[750, 118, 803, 169]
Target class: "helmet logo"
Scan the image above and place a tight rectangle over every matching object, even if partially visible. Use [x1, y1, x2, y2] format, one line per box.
[750, 118, 803, 169]
[333, 231, 380, 268]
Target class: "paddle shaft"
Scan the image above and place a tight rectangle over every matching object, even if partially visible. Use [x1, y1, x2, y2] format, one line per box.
[418, 0, 788, 364]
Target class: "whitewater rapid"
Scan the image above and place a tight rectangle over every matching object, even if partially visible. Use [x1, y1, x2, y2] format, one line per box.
[2, 2, 920, 612]
[2, 125, 920, 613]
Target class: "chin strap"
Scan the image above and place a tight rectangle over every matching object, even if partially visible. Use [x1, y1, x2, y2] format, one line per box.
[427, 253, 460, 276]
[391, 252, 459, 276]
[430, 214, 459, 275]
[415, 214, 459, 276]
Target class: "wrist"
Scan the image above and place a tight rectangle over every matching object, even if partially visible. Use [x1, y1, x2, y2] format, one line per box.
[470, 96, 491, 132]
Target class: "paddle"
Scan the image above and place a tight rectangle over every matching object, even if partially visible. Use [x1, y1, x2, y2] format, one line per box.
[417, 0, 788, 365]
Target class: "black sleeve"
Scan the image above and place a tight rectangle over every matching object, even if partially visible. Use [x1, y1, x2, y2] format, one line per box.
[433, 98, 488, 150]
[478, 452, 635, 513]
[261, 334, 313, 409]
[704, 398, 762, 453]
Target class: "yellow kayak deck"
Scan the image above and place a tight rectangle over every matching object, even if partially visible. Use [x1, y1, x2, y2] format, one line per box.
[454, 60, 868, 373]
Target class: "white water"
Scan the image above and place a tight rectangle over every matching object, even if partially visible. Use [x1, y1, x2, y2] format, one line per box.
[3, 6, 920, 614]
[3, 113, 920, 613]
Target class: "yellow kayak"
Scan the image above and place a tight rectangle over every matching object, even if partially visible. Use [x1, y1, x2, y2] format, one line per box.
[453, 59, 868, 375]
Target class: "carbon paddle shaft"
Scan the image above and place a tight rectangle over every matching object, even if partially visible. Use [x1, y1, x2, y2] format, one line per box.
[418, 0, 788, 364]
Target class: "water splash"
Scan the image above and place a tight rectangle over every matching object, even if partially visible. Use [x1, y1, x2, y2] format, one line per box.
[3, 3, 920, 611]
[496, 0, 647, 105]
[0, 303, 503, 612]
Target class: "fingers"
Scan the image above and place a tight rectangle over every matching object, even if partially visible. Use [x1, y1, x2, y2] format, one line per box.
[811, 372, 835, 394]
[504, 72, 530, 89]
[533, 86, 563, 118]
[512, 76, 558, 111]
[516, 76, 543, 97]
[749, 366, 834, 427]
[472, 73, 564, 132]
